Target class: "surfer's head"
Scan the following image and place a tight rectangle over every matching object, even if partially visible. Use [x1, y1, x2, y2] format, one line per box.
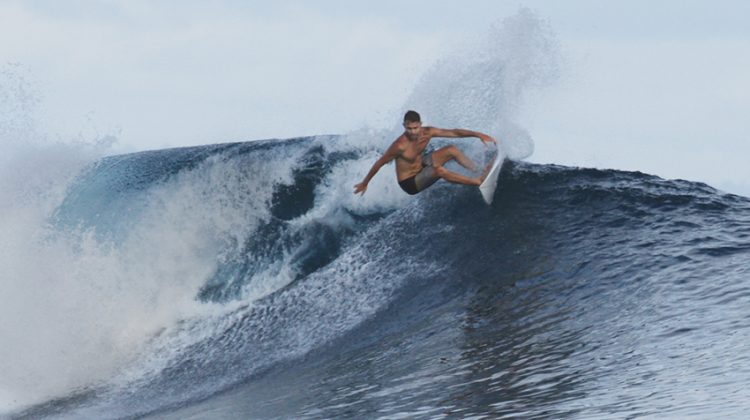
[403, 110, 422, 140]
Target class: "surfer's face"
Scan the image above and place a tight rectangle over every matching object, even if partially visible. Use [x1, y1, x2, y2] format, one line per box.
[403, 121, 422, 141]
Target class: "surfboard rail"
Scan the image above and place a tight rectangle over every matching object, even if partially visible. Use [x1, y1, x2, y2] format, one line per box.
[478, 154, 503, 205]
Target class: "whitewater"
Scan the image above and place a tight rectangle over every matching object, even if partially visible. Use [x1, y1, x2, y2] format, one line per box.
[3, 10, 750, 419]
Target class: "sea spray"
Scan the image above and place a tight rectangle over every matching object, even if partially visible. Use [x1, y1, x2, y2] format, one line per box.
[404, 7, 559, 161]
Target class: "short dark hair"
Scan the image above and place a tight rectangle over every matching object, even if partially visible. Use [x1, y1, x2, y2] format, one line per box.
[403, 110, 421, 123]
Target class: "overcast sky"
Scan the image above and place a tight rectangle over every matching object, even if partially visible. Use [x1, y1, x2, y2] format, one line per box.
[1, 0, 749, 195]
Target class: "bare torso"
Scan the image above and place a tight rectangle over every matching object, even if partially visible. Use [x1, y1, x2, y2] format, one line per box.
[394, 128, 434, 181]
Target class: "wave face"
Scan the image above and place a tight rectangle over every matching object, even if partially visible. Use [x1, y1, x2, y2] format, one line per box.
[6, 135, 750, 419]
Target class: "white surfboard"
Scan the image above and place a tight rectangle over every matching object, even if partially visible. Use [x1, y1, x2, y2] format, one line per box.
[478, 154, 503, 205]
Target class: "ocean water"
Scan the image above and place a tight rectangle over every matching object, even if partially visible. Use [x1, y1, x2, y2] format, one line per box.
[3, 8, 750, 419]
[3, 135, 750, 419]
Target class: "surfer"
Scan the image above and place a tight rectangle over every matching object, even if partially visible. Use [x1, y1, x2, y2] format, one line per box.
[353, 110, 497, 196]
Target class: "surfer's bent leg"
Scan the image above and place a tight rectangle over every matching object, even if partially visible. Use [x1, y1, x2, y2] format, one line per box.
[398, 148, 481, 195]
[434, 166, 482, 186]
[431, 145, 477, 171]
[413, 165, 440, 192]
[426, 145, 482, 186]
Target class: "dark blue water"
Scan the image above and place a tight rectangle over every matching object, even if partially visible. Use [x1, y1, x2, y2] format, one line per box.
[12, 136, 750, 419]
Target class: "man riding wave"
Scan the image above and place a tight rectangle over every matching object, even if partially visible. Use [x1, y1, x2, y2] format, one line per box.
[354, 110, 497, 196]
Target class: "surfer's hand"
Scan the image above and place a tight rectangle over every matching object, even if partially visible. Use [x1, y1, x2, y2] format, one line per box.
[479, 134, 497, 145]
[353, 181, 368, 196]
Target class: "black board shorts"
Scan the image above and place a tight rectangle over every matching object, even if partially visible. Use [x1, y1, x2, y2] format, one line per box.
[398, 153, 440, 195]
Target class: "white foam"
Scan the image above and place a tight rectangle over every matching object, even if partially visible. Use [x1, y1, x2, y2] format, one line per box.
[0, 140, 308, 413]
[0, 149, 113, 412]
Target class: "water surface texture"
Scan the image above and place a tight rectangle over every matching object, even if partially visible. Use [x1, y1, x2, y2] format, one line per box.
[7, 136, 750, 419]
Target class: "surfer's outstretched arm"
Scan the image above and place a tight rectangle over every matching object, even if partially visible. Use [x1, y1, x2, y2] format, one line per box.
[353, 142, 402, 196]
[428, 127, 497, 145]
